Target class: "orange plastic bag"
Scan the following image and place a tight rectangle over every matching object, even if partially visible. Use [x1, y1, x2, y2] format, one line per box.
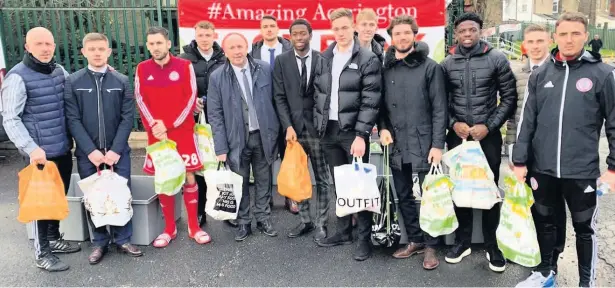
[277, 141, 312, 202]
[17, 162, 69, 223]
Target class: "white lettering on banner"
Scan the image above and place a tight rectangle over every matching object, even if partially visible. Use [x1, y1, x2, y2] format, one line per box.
[214, 2, 418, 25]
[337, 197, 381, 209]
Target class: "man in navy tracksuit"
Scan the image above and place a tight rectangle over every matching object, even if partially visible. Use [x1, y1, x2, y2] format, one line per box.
[513, 12, 615, 288]
[64, 32, 142, 264]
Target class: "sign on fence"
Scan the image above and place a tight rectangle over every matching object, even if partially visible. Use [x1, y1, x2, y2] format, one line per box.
[177, 0, 446, 62]
[499, 23, 522, 33]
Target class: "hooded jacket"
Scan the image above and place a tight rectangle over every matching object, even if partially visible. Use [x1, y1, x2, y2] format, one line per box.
[378, 42, 447, 171]
[512, 49, 615, 179]
[179, 40, 226, 120]
[441, 41, 517, 132]
[354, 32, 386, 63]
[312, 38, 382, 139]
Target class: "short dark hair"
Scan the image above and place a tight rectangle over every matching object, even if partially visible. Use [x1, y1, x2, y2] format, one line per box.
[261, 15, 277, 22]
[146, 26, 169, 40]
[387, 15, 419, 36]
[556, 12, 588, 31]
[289, 18, 313, 34]
[454, 12, 483, 29]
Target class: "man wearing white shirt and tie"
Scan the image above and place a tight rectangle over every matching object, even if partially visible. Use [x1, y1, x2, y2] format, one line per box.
[250, 15, 296, 213]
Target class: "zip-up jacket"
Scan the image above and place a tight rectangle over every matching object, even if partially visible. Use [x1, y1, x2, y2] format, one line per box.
[353, 32, 387, 63]
[64, 67, 135, 158]
[512, 49, 615, 179]
[313, 38, 382, 139]
[441, 41, 517, 132]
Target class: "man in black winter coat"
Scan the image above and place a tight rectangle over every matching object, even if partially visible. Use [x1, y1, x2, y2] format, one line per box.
[513, 12, 615, 287]
[179, 21, 226, 228]
[379, 15, 446, 270]
[64, 32, 143, 264]
[313, 8, 382, 261]
[441, 12, 517, 272]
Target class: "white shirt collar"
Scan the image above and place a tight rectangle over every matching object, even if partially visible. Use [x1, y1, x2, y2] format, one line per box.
[294, 49, 312, 58]
[530, 57, 548, 70]
[263, 40, 281, 50]
[198, 47, 213, 59]
[333, 40, 354, 55]
[88, 64, 108, 73]
[231, 60, 250, 74]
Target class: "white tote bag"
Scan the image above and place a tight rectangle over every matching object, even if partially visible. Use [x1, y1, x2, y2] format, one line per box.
[204, 162, 243, 221]
[79, 169, 133, 228]
[334, 157, 381, 217]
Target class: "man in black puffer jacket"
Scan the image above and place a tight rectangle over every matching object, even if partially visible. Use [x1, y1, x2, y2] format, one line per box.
[441, 12, 517, 272]
[179, 21, 226, 228]
[313, 8, 382, 262]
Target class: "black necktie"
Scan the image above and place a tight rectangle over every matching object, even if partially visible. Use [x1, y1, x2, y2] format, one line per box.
[531, 65, 539, 72]
[297, 55, 308, 96]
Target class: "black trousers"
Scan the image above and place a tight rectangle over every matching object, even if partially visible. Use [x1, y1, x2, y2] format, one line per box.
[321, 121, 372, 242]
[195, 174, 207, 221]
[529, 172, 598, 287]
[446, 131, 502, 249]
[392, 163, 438, 247]
[25, 152, 73, 259]
[231, 131, 273, 225]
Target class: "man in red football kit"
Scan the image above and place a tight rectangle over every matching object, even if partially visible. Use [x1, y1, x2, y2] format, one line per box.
[135, 26, 211, 247]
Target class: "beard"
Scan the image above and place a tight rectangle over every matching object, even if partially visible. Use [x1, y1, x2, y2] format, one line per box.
[154, 51, 169, 61]
[394, 44, 413, 54]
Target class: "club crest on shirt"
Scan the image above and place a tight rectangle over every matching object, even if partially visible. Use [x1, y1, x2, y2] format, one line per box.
[576, 78, 593, 92]
[169, 71, 180, 81]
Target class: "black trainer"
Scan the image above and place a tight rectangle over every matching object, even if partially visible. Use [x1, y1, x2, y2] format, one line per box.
[50, 235, 81, 254]
[486, 248, 507, 272]
[36, 254, 69, 272]
[444, 244, 472, 264]
[315, 232, 353, 247]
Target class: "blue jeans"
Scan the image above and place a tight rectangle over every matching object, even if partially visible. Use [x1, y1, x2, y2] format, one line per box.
[78, 148, 133, 247]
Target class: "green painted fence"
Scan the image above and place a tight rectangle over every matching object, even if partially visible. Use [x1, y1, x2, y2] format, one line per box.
[0, 0, 181, 131]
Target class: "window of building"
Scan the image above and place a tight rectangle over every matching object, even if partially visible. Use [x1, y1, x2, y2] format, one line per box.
[521, 4, 528, 12]
[553, 0, 559, 14]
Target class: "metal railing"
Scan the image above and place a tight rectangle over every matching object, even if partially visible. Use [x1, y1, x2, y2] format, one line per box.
[1, 0, 181, 131]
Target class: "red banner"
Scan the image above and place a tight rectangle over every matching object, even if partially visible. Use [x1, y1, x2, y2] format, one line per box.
[178, 0, 446, 29]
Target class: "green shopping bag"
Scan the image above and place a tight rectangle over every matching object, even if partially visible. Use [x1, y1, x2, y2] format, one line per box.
[496, 175, 541, 267]
[146, 139, 186, 196]
[194, 112, 218, 175]
[419, 164, 458, 237]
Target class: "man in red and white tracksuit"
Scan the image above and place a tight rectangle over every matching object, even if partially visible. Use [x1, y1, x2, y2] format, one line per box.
[135, 26, 211, 247]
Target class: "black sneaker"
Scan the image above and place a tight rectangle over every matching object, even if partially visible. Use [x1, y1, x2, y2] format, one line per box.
[36, 254, 69, 272]
[50, 235, 81, 254]
[486, 248, 507, 272]
[353, 241, 372, 261]
[315, 232, 353, 247]
[444, 244, 471, 264]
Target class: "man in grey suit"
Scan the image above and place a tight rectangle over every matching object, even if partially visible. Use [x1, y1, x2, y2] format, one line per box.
[207, 33, 280, 242]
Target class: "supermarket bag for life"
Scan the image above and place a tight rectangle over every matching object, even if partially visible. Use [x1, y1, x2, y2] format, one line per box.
[442, 140, 501, 209]
[79, 168, 133, 228]
[372, 145, 401, 247]
[277, 140, 312, 202]
[419, 164, 458, 237]
[204, 162, 243, 221]
[496, 175, 541, 267]
[146, 139, 186, 196]
[195, 112, 218, 175]
[17, 162, 69, 223]
[334, 157, 381, 217]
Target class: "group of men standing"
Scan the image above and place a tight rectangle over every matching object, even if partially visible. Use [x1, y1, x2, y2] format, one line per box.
[1, 6, 613, 288]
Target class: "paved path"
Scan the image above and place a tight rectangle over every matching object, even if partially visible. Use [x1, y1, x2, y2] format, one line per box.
[0, 149, 529, 287]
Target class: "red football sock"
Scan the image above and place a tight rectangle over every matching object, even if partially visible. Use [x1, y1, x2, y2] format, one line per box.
[183, 182, 200, 234]
[159, 194, 176, 235]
